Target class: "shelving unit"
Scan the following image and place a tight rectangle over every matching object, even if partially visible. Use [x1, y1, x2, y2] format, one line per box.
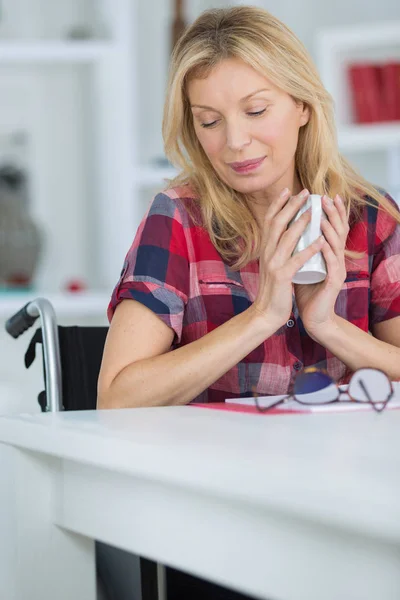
[0, 1, 229, 321]
[0, 0, 162, 319]
[316, 22, 400, 200]
[0, 290, 110, 319]
[338, 123, 400, 153]
[316, 22, 400, 127]
[0, 41, 113, 63]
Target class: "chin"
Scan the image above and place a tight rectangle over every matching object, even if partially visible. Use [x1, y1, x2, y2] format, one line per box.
[226, 176, 272, 195]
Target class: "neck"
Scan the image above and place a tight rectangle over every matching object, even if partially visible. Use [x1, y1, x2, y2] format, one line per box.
[248, 174, 303, 226]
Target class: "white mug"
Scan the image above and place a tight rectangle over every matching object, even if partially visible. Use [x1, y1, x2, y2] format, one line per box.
[291, 194, 327, 284]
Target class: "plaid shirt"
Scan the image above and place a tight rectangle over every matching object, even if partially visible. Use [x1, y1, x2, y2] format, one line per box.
[108, 185, 400, 403]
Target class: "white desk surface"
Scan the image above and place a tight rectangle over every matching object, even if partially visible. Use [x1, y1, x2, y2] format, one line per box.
[0, 406, 399, 541]
[1, 406, 400, 600]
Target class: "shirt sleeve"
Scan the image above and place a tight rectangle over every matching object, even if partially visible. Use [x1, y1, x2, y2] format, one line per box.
[369, 193, 400, 325]
[107, 192, 190, 344]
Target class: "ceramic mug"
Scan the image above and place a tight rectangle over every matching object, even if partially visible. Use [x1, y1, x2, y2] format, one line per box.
[291, 194, 327, 284]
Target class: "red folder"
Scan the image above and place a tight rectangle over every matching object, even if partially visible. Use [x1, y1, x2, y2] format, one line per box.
[192, 400, 400, 415]
[347, 63, 384, 123]
[192, 402, 304, 415]
[381, 61, 400, 121]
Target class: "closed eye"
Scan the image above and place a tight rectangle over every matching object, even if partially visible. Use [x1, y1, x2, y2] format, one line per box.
[200, 119, 219, 129]
[200, 108, 267, 129]
[247, 109, 266, 117]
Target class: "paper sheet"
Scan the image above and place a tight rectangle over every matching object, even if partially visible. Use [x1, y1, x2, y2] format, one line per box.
[226, 382, 400, 412]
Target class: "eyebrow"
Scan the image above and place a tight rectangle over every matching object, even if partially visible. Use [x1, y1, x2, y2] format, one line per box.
[190, 88, 271, 110]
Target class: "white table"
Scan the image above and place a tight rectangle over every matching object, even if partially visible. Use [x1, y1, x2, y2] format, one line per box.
[0, 405, 400, 600]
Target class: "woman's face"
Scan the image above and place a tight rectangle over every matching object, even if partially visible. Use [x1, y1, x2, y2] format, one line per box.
[187, 57, 309, 201]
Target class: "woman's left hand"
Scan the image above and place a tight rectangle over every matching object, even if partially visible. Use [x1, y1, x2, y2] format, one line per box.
[294, 194, 349, 339]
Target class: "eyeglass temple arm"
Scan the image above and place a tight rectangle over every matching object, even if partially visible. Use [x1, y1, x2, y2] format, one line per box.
[358, 379, 373, 403]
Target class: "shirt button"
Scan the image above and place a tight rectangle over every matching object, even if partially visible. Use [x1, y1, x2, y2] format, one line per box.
[287, 319, 295, 328]
[293, 361, 303, 371]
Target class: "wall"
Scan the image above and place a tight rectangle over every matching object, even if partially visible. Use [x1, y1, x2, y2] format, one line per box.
[234, 0, 400, 56]
[258, 0, 400, 195]
[0, 0, 399, 413]
[137, 0, 400, 203]
[1, 0, 399, 291]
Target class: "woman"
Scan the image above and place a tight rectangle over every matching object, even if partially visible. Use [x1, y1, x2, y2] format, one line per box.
[97, 7, 400, 599]
[98, 6, 400, 408]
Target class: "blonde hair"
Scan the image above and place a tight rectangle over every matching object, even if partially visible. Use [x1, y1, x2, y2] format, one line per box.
[163, 6, 399, 269]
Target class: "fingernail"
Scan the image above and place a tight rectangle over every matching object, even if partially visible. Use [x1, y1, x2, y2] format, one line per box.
[280, 187, 290, 198]
[335, 194, 343, 204]
[323, 195, 333, 207]
[300, 189, 309, 199]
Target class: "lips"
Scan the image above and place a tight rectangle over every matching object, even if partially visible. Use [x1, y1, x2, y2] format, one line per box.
[228, 157, 265, 168]
[228, 156, 266, 174]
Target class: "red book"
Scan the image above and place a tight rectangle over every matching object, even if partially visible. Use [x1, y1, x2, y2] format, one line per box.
[381, 62, 400, 121]
[347, 63, 384, 124]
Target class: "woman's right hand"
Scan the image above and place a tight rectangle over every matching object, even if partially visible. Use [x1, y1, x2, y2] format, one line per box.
[251, 187, 325, 331]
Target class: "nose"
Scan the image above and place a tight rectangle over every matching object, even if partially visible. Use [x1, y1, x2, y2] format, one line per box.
[225, 120, 251, 152]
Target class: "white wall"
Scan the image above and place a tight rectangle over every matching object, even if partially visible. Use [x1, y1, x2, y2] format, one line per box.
[0, 0, 399, 412]
[1, 0, 399, 293]
[257, 0, 400, 198]
[136, 0, 400, 207]
[137, 0, 400, 188]
[0, 0, 104, 411]
[0, 0, 97, 293]
[232, 0, 400, 57]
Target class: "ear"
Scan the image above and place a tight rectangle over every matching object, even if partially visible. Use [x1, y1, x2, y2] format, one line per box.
[299, 102, 310, 127]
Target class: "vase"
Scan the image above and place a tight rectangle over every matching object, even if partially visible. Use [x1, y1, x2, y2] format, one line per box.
[0, 164, 42, 288]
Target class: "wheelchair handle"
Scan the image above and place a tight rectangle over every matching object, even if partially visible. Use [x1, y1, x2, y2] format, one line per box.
[5, 298, 63, 412]
[5, 302, 38, 338]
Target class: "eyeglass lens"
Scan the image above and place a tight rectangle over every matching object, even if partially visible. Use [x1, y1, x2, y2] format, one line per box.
[293, 370, 338, 404]
[348, 368, 391, 403]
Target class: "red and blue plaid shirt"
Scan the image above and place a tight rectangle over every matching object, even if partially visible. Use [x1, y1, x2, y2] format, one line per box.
[108, 184, 400, 403]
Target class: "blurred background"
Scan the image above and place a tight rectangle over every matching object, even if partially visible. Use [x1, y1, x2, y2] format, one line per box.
[0, 0, 399, 412]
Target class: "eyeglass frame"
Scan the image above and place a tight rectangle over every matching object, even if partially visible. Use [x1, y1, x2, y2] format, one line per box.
[252, 366, 394, 414]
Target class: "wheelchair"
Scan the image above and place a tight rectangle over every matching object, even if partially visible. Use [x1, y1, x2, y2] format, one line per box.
[5, 297, 162, 600]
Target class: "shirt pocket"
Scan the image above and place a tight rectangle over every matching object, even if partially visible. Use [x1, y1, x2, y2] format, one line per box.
[199, 276, 245, 293]
[198, 276, 250, 323]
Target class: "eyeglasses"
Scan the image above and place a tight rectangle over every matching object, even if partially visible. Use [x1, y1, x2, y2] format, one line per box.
[252, 367, 393, 414]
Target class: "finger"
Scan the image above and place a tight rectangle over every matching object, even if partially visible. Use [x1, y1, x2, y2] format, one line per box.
[265, 188, 309, 228]
[264, 189, 311, 251]
[321, 218, 344, 254]
[262, 188, 292, 247]
[264, 187, 292, 222]
[274, 208, 311, 258]
[284, 235, 325, 278]
[320, 240, 342, 285]
[274, 188, 310, 227]
[322, 195, 346, 239]
[333, 194, 349, 229]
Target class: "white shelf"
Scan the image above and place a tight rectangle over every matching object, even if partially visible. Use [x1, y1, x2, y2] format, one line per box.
[317, 21, 400, 129]
[0, 291, 110, 319]
[338, 123, 400, 152]
[132, 165, 178, 187]
[0, 41, 114, 63]
[317, 21, 400, 51]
